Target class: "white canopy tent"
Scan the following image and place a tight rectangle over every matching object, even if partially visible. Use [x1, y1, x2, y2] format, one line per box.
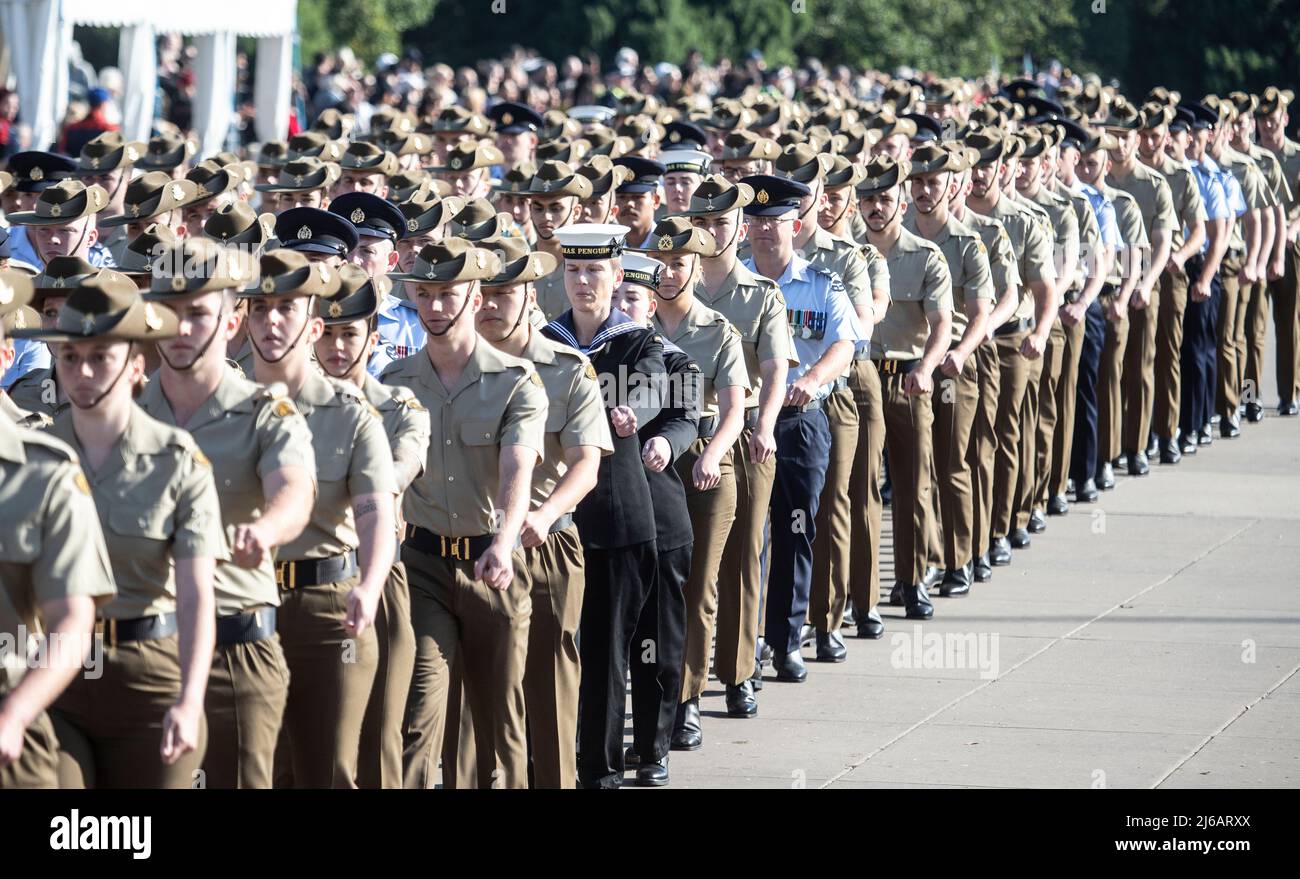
[0, 0, 297, 156]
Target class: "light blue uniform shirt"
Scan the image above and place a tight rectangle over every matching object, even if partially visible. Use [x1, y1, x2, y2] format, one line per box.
[1191, 155, 1233, 254]
[743, 253, 864, 402]
[5, 225, 115, 269]
[1, 338, 51, 389]
[1074, 180, 1122, 250]
[369, 291, 427, 378]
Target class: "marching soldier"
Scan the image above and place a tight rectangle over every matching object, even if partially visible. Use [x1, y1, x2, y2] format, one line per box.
[314, 266, 431, 789]
[522, 160, 593, 321]
[141, 238, 316, 789]
[14, 272, 221, 788]
[613, 157, 668, 249]
[244, 249, 396, 788]
[1, 290, 50, 428]
[387, 238, 545, 790]
[254, 157, 341, 214]
[386, 194, 465, 374]
[1254, 87, 1300, 416]
[742, 174, 864, 679]
[7, 257, 100, 418]
[856, 156, 953, 620]
[71, 132, 146, 251]
[540, 223, 667, 788]
[575, 155, 634, 225]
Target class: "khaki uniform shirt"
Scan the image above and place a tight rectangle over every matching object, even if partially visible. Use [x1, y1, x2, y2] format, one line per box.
[694, 260, 798, 408]
[1249, 143, 1292, 209]
[1101, 183, 1149, 287]
[0, 421, 115, 692]
[1263, 137, 1300, 223]
[653, 299, 751, 419]
[982, 193, 1057, 320]
[962, 209, 1022, 306]
[279, 371, 396, 561]
[361, 373, 432, 480]
[519, 329, 613, 510]
[903, 212, 993, 342]
[799, 226, 888, 312]
[1153, 155, 1208, 252]
[1022, 185, 1079, 303]
[6, 367, 69, 420]
[1, 391, 52, 429]
[138, 370, 317, 616]
[49, 406, 225, 620]
[535, 267, 570, 323]
[872, 226, 953, 360]
[383, 341, 548, 537]
[1054, 180, 1104, 291]
[1217, 146, 1269, 254]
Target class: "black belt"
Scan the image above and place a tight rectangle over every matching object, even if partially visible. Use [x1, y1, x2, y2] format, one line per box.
[95, 613, 177, 648]
[742, 407, 760, 431]
[549, 513, 574, 534]
[778, 398, 824, 416]
[872, 358, 921, 376]
[404, 525, 494, 562]
[697, 414, 718, 440]
[275, 550, 358, 590]
[994, 318, 1032, 337]
[215, 607, 277, 646]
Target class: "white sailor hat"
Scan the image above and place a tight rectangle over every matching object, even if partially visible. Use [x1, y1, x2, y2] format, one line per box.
[554, 223, 631, 260]
[659, 149, 712, 176]
[569, 105, 618, 125]
[620, 252, 665, 289]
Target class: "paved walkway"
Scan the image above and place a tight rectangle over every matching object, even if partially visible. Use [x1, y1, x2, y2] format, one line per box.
[653, 351, 1300, 789]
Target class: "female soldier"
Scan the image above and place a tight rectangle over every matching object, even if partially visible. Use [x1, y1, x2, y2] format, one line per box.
[13, 269, 221, 788]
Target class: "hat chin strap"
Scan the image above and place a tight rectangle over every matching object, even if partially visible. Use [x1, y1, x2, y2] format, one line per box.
[249, 297, 314, 364]
[158, 311, 224, 372]
[70, 347, 134, 411]
[321, 336, 372, 380]
[421, 286, 475, 337]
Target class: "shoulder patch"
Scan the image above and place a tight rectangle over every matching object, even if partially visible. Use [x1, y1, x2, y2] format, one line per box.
[583, 362, 598, 381]
[194, 448, 212, 468]
[273, 399, 296, 418]
[976, 240, 987, 254]
[73, 470, 91, 495]
[368, 404, 383, 420]
[529, 370, 544, 388]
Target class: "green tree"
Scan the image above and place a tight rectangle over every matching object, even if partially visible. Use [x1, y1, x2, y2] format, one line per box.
[298, 0, 437, 65]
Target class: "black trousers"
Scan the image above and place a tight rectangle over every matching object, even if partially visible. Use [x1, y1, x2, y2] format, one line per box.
[576, 540, 657, 789]
[629, 542, 690, 763]
[765, 407, 832, 656]
[1180, 257, 1221, 436]
[1070, 299, 1107, 487]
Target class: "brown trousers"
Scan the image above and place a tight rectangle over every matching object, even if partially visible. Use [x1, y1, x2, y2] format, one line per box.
[990, 331, 1031, 537]
[1216, 254, 1246, 419]
[714, 423, 775, 686]
[1050, 315, 1089, 497]
[1269, 243, 1300, 405]
[1153, 268, 1191, 439]
[1122, 291, 1159, 453]
[881, 370, 934, 586]
[1243, 278, 1269, 407]
[275, 575, 379, 789]
[928, 356, 979, 569]
[809, 387, 860, 631]
[401, 545, 531, 789]
[0, 708, 60, 789]
[677, 440, 737, 700]
[1032, 320, 1067, 510]
[969, 342, 1001, 559]
[204, 628, 289, 789]
[1013, 348, 1047, 530]
[847, 360, 886, 612]
[52, 633, 207, 789]
[357, 562, 417, 789]
[1096, 311, 1130, 466]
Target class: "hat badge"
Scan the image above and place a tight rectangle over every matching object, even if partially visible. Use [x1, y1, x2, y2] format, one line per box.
[425, 265, 437, 279]
[13, 309, 25, 329]
[90, 189, 102, 208]
[317, 264, 331, 283]
[658, 234, 674, 250]
[502, 112, 514, 126]
[350, 208, 366, 224]
[407, 218, 419, 232]
[30, 167, 44, 182]
[144, 303, 164, 331]
[328, 300, 343, 318]
[196, 183, 210, 198]
[475, 251, 486, 269]
[533, 256, 543, 274]
[171, 275, 187, 292]
[126, 146, 139, 162]
[170, 183, 185, 201]
[756, 188, 770, 204]
[50, 203, 62, 218]
[261, 277, 276, 293]
[81, 312, 96, 334]
[53, 276, 66, 288]
[89, 155, 100, 169]
[297, 225, 313, 240]
[450, 156, 463, 170]
[293, 174, 304, 186]
[130, 203, 141, 217]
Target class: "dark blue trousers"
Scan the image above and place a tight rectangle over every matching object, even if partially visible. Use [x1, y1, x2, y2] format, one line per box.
[1070, 299, 1107, 486]
[765, 406, 832, 657]
[1180, 257, 1221, 436]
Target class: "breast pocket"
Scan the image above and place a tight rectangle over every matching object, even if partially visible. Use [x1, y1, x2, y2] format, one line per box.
[108, 504, 176, 541]
[460, 417, 504, 477]
[0, 521, 43, 563]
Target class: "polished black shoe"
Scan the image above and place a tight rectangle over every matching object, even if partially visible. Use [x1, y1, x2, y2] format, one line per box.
[1197, 424, 1213, 445]
[1146, 434, 1160, 458]
[973, 554, 992, 582]
[799, 623, 816, 647]
[1244, 401, 1265, 423]
[921, 565, 943, 591]
[725, 680, 758, 717]
[635, 754, 669, 787]
[1097, 462, 1115, 491]
[815, 630, 847, 662]
[1128, 450, 1150, 476]
[1009, 528, 1031, 549]
[1220, 415, 1241, 438]
[625, 746, 640, 766]
[889, 582, 904, 607]
[939, 563, 972, 597]
[669, 698, 703, 751]
[856, 606, 885, 639]
[1279, 400, 1299, 417]
[757, 637, 773, 665]
[1159, 437, 1182, 464]
[989, 537, 1012, 566]
[1178, 433, 1198, 455]
[1113, 452, 1130, 471]
[842, 599, 856, 627]
[750, 660, 763, 692]
[1027, 509, 1047, 533]
[1210, 413, 1221, 426]
[773, 650, 808, 682]
[903, 584, 934, 620]
[1075, 479, 1099, 503]
[1047, 494, 1069, 515]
